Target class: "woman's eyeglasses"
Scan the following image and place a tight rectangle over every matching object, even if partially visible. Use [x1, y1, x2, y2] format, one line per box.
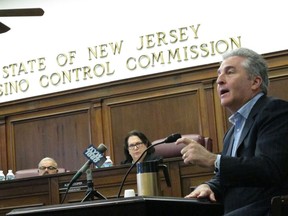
[128, 142, 144, 150]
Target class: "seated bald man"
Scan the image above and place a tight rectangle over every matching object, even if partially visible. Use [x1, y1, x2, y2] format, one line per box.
[38, 157, 58, 176]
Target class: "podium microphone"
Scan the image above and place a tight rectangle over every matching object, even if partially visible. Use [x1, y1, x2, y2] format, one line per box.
[117, 133, 181, 198]
[153, 133, 182, 146]
[61, 143, 107, 204]
[81, 168, 107, 202]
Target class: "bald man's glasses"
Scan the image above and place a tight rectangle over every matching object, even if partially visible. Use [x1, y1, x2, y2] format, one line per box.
[39, 166, 57, 171]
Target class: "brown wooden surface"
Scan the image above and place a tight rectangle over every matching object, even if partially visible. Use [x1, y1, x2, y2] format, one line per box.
[0, 158, 214, 216]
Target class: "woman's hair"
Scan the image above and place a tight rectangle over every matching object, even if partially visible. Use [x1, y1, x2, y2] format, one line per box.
[222, 47, 270, 95]
[123, 130, 155, 163]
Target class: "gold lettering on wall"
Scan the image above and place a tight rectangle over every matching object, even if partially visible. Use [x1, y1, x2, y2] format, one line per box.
[0, 23, 242, 100]
[2, 57, 46, 78]
[127, 36, 241, 70]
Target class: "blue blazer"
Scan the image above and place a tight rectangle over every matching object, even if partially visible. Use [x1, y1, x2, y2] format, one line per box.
[207, 95, 288, 215]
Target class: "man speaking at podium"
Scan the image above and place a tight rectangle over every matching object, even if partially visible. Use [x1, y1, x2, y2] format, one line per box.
[176, 48, 288, 215]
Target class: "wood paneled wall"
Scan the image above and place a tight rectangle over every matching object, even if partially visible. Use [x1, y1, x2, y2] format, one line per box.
[0, 50, 287, 173]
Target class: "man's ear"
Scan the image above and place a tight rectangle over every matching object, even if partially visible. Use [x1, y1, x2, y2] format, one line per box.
[252, 76, 262, 90]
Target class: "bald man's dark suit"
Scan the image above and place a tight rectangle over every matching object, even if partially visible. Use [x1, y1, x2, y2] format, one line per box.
[207, 95, 288, 216]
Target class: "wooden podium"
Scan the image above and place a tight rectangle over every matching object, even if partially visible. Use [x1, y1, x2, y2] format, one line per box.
[7, 196, 224, 216]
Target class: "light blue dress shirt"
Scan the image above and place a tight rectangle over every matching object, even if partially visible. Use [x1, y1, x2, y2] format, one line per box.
[214, 92, 264, 172]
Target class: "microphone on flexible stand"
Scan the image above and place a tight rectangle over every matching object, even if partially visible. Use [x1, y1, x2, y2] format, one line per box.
[117, 133, 181, 198]
[61, 143, 107, 204]
[151, 133, 182, 147]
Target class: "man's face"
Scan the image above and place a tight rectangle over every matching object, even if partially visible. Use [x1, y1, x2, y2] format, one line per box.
[38, 160, 58, 176]
[216, 56, 262, 113]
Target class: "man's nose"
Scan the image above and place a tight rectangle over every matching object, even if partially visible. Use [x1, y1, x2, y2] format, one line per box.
[216, 73, 225, 85]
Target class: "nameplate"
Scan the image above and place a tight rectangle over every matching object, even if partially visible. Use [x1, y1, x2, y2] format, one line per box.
[59, 180, 87, 193]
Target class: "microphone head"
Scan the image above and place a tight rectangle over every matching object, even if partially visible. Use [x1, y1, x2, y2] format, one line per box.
[83, 144, 107, 167]
[164, 133, 181, 143]
[97, 143, 107, 153]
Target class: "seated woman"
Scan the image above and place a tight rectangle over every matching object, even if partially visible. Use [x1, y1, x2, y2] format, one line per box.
[121, 130, 161, 164]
